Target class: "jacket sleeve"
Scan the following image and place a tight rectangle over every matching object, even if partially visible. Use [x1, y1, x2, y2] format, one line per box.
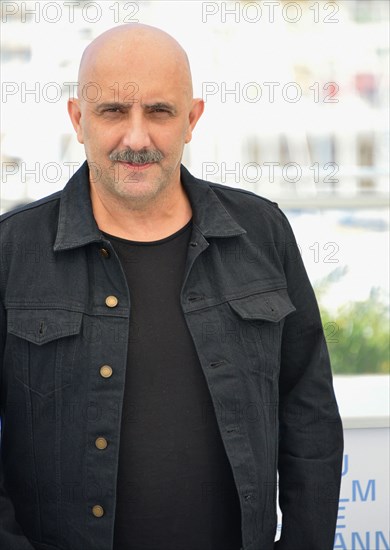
[0, 298, 35, 550]
[275, 210, 344, 550]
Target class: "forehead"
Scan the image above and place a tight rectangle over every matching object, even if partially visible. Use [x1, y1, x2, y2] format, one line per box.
[80, 51, 189, 104]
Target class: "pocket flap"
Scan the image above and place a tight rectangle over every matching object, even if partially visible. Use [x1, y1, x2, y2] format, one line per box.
[228, 288, 296, 322]
[7, 309, 83, 345]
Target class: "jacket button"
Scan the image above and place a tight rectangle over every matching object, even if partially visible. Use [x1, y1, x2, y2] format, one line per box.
[95, 437, 108, 450]
[100, 247, 110, 258]
[100, 365, 113, 378]
[92, 505, 104, 518]
[105, 295, 118, 308]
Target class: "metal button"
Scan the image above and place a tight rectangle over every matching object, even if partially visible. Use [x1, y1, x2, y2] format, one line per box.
[100, 365, 113, 378]
[100, 248, 110, 258]
[105, 295, 118, 308]
[92, 505, 104, 518]
[95, 437, 108, 450]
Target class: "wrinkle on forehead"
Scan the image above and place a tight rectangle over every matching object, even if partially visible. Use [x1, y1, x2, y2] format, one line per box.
[77, 24, 193, 103]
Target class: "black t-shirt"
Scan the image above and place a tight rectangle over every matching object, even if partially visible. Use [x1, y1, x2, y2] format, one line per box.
[105, 220, 242, 550]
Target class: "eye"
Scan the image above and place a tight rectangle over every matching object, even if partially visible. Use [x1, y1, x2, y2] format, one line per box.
[150, 107, 173, 116]
[98, 106, 125, 115]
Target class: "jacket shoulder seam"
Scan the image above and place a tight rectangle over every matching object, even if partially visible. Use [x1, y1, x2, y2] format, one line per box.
[0, 192, 62, 223]
[206, 180, 279, 209]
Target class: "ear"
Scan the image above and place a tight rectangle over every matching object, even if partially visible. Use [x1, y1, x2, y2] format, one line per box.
[67, 98, 84, 144]
[185, 98, 205, 144]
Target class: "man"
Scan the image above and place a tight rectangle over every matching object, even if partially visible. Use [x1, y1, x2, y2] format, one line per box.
[0, 24, 343, 550]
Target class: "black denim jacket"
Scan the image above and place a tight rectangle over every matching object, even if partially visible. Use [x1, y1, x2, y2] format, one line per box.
[0, 162, 343, 550]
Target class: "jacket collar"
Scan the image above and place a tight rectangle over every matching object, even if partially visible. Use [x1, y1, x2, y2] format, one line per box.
[54, 161, 246, 251]
[180, 164, 246, 238]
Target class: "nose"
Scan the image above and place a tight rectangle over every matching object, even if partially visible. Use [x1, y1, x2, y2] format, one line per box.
[121, 111, 152, 151]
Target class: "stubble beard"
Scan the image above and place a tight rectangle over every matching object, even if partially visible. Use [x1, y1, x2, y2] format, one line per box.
[100, 161, 175, 211]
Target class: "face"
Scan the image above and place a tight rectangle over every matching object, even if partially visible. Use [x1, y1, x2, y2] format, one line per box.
[68, 48, 203, 208]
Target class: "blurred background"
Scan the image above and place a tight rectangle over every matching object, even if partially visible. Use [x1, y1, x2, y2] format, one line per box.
[1, 1, 389, 543]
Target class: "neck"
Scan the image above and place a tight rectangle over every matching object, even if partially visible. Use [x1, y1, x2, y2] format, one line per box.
[89, 178, 192, 242]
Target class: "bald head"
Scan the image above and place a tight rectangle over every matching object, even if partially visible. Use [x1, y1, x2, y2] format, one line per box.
[77, 24, 193, 104]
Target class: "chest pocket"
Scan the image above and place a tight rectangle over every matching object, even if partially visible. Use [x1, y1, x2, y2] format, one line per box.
[227, 288, 296, 376]
[6, 309, 83, 397]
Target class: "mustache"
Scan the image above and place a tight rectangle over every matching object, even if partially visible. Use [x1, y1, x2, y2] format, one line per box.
[109, 148, 164, 165]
